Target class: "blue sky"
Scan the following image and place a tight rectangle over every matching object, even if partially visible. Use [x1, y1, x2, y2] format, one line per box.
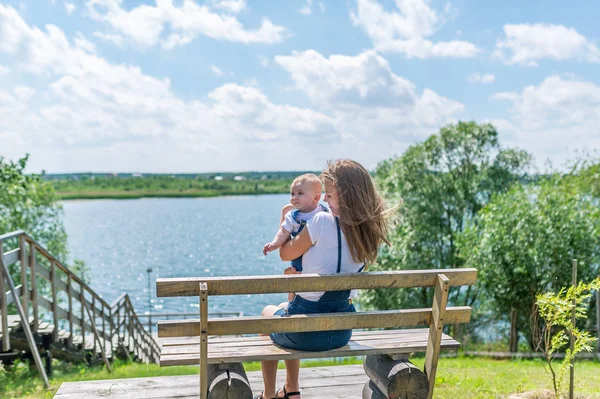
[1, 0, 599, 173]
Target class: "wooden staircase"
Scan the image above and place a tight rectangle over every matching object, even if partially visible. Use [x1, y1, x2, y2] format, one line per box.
[0, 230, 159, 379]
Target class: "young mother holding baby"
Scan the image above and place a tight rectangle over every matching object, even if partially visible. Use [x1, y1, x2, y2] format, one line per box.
[255, 159, 393, 399]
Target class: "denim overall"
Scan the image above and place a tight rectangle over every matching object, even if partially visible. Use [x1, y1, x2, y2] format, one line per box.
[271, 217, 364, 351]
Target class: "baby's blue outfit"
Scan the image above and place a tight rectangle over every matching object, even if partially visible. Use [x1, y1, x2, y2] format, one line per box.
[281, 203, 329, 272]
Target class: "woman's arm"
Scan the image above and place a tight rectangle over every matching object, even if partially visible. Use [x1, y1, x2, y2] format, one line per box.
[279, 228, 312, 261]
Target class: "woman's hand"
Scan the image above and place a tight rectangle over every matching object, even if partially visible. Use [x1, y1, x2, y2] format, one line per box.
[279, 228, 312, 261]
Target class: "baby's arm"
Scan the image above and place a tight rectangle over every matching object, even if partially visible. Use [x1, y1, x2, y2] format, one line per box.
[263, 227, 292, 255]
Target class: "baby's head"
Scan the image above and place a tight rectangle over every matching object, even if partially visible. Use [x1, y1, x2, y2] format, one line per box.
[290, 173, 322, 213]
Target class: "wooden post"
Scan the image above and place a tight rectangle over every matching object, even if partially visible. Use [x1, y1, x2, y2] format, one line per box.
[67, 274, 74, 348]
[80, 289, 86, 350]
[596, 289, 600, 353]
[29, 242, 38, 333]
[83, 299, 111, 372]
[363, 354, 428, 398]
[19, 235, 29, 318]
[569, 260, 577, 399]
[199, 282, 208, 399]
[0, 242, 10, 352]
[206, 363, 253, 398]
[102, 303, 106, 356]
[1, 252, 50, 388]
[424, 274, 449, 399]
[50, 260, 59, 343]
[92, 296, 97, 353]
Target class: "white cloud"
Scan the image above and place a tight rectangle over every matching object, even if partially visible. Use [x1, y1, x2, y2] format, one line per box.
[495, 24, 600, 66]
[211, 0, 246, 13]
[64, 1, 76, 15]
[275, 49, 464, 145]
[92, 31, 124, 46]
[299, 0, 312, 15]
[351, 0, 479, 58]
[85, 0, 286, 49]
[468, 73, 495, 84]
[0, 65, 9, 75]
[0, 4, 338, 172]
[492, 76, 600, 167]
[211, 65, 225, 76]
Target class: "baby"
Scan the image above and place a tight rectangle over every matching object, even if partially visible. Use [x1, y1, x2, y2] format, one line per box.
[263, 173, 328, 302]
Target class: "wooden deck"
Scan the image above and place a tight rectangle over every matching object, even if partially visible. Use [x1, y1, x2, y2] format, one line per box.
[54, 364, 368, 398]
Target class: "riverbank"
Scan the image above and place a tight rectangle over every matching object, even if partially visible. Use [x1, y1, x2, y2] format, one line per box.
[52, 176, 292, 200]
[56, 188, 288, 200]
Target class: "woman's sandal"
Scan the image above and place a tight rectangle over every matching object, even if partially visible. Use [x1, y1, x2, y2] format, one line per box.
[254, 393, 276, 399]
[276, 385, 301, 398]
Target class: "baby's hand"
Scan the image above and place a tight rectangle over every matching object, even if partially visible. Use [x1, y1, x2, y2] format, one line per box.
[263, 242, 277, 256]
[283, 266, 301, 275]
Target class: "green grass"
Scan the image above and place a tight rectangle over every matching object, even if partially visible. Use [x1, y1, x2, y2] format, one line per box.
[1, 356, 599, 398]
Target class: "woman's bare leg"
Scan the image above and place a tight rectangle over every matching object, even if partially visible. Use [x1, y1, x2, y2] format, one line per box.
[279, 359, 301, 398]
[259, 304, 285, 398]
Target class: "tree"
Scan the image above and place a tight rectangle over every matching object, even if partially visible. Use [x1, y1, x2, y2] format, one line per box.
[0, 155, 86, 283]
[362, 121, 532, 320]
[459, 175, 600, 351]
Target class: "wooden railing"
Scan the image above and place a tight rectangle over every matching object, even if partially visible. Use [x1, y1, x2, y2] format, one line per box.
[0, 230, 159, 366]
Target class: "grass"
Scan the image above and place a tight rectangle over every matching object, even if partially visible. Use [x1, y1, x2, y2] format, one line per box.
[1, 356, 599, 398]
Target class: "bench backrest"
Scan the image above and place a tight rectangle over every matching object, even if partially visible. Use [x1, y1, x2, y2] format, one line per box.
[156, 268, 477, 338]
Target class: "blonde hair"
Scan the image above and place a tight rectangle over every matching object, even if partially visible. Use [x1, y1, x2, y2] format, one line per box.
[291, 173, 323, 194]
[321, 159, 393, 266]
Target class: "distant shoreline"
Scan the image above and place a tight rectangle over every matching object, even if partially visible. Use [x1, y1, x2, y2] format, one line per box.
[56, 189, 289, 200]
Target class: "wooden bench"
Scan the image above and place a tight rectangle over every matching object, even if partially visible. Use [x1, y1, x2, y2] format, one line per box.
[156, 268, 477, 399]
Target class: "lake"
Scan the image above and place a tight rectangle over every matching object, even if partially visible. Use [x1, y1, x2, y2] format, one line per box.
[62, 195, 292, 320]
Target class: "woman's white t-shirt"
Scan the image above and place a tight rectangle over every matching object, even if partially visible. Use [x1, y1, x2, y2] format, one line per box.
[297, 212, 364, 301]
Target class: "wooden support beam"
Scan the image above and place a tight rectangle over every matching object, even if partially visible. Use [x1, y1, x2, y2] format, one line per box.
[29, 242, 38, 333]
[1, 249, 50, 388]
[19, 236, 28, 319]
[199, 282, 208, 399]
[67, 274, 74, 348]
[50, 260, 59, 343]
[424, 274, 449, 399]
[0, 242, 9, 351]
[83, 299, 111, 372]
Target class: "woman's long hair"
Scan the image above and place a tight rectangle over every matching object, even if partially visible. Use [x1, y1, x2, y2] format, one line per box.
[321, 159, 394, 266]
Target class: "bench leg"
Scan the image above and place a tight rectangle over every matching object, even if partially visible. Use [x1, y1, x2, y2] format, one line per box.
[363, 354, 428, 399]
[207, 363, 253, 399]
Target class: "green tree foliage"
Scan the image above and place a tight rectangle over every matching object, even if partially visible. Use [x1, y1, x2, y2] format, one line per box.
[534, 278, 600, 398]
[0, 155, 86, 282]
[459, 175, 600, 351]
[362, 121, 532, 313]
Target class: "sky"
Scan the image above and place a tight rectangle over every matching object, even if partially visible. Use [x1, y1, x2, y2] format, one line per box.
[1, 0, 599, 173]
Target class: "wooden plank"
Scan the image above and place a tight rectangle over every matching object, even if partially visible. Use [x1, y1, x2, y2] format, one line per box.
[54, 364, 368, 398]
[157, 268, 478, 297]
[160, 331, 460, 366]
[19, 236, 28, 317]
[29, 242, 38, 332]
[199, 282, 208, 399]
[158, 306, 471, 337]
[424, 274, 449, 399]
[0, 242, 9, 351]
[4, 248, 20, 267]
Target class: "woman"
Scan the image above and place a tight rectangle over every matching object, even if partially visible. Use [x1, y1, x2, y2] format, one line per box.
[255, 159, 392, 399]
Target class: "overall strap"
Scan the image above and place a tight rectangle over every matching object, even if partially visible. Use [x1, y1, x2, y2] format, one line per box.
[335, 216, 341, 273]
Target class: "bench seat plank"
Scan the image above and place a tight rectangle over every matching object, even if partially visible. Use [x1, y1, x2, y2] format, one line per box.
[160, 329, 460, 366]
